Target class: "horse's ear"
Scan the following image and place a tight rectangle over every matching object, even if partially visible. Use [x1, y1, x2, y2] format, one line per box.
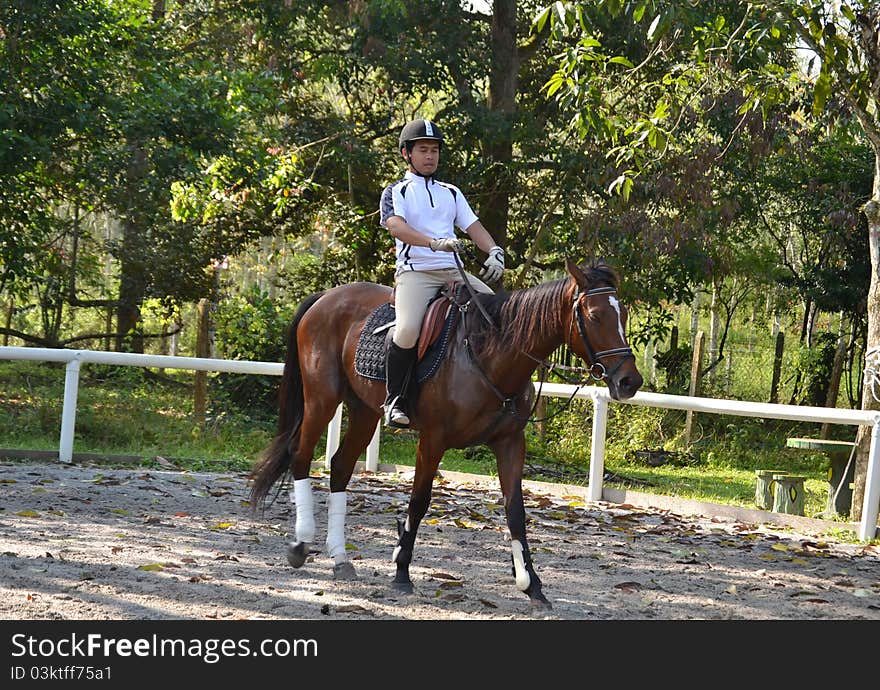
[564, 256, 588, 287]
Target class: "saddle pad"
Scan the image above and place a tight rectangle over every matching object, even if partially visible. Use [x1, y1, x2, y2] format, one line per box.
[354, 302, 456, 383]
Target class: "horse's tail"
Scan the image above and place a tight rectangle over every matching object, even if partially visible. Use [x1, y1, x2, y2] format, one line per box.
[249, 291, 325, 512]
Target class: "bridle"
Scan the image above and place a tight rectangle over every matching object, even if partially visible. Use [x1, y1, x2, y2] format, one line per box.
[567, 285, 635, 382]
[450, 259, 636, 429]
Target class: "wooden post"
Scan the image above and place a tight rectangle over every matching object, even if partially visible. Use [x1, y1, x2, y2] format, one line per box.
[193, 298, 209, 430]
[769, 331, 784, 404]
[684, 330, 705, 446]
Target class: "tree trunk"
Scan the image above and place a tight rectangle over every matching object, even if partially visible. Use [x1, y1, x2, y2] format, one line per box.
[821, 313, 847, 439]
[854, 185, 880, 522]
[479, 0, 518, 252]
[115, 141, 148, 353]
[116, 220, 147, 353]
[708, 282, 720, 388]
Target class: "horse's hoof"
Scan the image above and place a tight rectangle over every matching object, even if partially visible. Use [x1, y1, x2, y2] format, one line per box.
[391, 580, 414, 595]
[286, 541, 310, 568]
[333, 561, 358, 581]
[530, 596, 553, 611]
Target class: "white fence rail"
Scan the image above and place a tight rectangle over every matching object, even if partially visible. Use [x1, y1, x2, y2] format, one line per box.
[1, 346, 878, 541]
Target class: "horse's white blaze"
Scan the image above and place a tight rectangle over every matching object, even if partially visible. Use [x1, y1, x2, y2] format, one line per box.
[326, 491, 347, 564]
[510, 539, 531, 591]
[609, 295, 625, 342]
[292, 478, 315, 544]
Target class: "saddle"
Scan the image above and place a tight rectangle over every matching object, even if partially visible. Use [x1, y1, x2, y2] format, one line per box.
[354, 281, 465, 383]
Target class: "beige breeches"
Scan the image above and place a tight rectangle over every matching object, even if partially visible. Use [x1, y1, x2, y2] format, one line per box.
[392, 268, 493, 349]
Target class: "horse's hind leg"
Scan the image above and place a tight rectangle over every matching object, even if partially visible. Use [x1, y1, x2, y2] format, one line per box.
[493, 432, 551, 609]
[391, 436, 442, 593]
[286, 393, 343, 569]
[325, 400, 381, 580]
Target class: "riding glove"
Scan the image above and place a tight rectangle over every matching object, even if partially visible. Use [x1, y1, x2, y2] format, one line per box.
[429, 237, 464, 253]
[480, 246, 505, 284]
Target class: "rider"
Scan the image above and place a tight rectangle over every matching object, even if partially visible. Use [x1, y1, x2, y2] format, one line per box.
[379, 118, 506, 428]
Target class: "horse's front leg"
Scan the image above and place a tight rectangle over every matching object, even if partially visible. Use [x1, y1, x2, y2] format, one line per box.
[324, 402, 381, 580]
[391, 436, 442, 593]
[492, 432, 551, 609]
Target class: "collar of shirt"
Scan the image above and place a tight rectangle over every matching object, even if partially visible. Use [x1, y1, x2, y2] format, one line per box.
[404, 170, 435, 184]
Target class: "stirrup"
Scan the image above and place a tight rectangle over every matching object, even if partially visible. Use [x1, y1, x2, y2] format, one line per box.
[384, 397, 410, 428]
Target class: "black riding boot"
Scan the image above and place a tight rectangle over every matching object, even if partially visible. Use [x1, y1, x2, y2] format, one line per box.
[384, 341, 417, 428]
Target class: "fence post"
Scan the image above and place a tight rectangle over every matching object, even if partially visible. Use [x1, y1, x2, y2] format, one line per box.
[325, 404, 343, 470]
[193, 298, 210, 429]
[859, 421, 880, 541]
[365, 421, 380, 472]
[59, 358, 81, 464]
[588, 393, 609, 502]
[684, 330, 705, 445]
[769, 331, 784, 404]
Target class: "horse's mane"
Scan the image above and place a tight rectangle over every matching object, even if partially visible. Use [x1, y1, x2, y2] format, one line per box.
[469, 260, 619, 360]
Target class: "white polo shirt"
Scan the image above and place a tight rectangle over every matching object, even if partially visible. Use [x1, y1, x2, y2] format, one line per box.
[379, 171, 479, 273]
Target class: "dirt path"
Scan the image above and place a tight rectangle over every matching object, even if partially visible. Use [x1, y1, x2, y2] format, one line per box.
[1, 461, 878, 620]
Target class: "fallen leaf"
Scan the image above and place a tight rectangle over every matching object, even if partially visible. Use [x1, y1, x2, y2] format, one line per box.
[770, 544, 789, 552]
[853, 589, 873, 598]
[439, 581, 463, 589]
[335, 605, 370, 614]
[174, 512, 189, 518]
[209, 522, 235, 530]
[137, 563, 164, 571]
[613, 581, 642, 593]
[453, 518, 480, 529]
[111, 509, 129, 515]
[14, 510, 40, 518]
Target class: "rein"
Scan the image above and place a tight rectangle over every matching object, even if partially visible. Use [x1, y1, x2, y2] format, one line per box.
[447, 265, 634, 427]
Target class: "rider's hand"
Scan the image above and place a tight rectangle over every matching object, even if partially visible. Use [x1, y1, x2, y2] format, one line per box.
[429, 237, 464, 253]
[480, 246, 505, 284]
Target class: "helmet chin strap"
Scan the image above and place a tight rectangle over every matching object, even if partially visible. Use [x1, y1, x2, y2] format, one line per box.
[403, 145, 436, 179]
[404, 155, 433, 178]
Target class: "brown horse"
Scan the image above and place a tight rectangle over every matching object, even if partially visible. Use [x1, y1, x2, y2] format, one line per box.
[249, 257, 643, 608]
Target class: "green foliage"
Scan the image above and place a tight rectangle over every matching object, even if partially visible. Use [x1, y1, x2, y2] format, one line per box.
[789, 333, 837, 407]
[213, 285, 294, 414]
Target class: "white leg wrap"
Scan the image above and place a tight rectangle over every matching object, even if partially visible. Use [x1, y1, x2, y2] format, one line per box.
[511, 539, 531, 592]
[326, 491, 348, 565]
[291, 478, 315, 545]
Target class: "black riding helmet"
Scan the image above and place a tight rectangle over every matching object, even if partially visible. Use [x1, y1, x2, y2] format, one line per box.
[398, 119, 443, 153]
